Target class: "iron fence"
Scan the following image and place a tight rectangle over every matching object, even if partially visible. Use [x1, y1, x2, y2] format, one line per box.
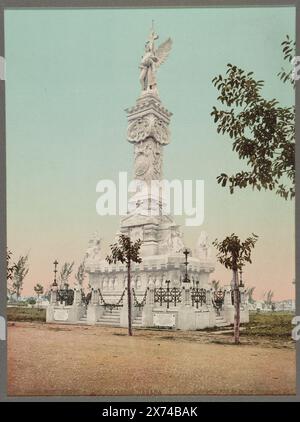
[212, 289, 225, 315]
[154, 281, 182, 309]
[191, 286, 207, 308]
[56, 287, 74, 306]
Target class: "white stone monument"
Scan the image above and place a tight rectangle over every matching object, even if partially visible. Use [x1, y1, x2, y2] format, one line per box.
[47, 26, 249, 329]
[85, 26, 215, 302]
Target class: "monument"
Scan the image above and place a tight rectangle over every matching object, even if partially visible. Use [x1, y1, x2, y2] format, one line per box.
[46, 26, 249, 329]
[85, 26, 214, 298]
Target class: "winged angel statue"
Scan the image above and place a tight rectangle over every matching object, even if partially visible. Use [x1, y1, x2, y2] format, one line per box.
[139, 27, 172, 94]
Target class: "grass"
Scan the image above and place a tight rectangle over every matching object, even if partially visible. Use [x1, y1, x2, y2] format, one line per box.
[6, 307, 294, 341]
[242, 312, 294, 339]
[7, 307, 46, 322]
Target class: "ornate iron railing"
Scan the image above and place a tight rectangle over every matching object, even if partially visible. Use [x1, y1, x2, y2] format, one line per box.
[212, 289, 225, 315]
[81, 291, 91, 306]
[191, 286, 207, 308]
[154, 281, 182, 309]
[57, 287, 74, 306]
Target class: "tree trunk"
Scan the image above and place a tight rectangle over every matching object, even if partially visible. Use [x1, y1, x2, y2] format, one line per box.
[233, 269, 240, 344]
[127, 261, 133, 336]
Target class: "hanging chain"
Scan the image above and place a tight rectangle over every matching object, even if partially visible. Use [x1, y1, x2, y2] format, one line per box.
[132, 288, 148, 310]
[98, 288, 126, 312]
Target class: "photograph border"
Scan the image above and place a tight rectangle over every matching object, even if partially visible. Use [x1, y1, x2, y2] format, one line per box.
[0, 0, 298, 402]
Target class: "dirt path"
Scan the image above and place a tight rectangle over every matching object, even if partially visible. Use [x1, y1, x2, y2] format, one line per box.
[8, 322, 295, 396]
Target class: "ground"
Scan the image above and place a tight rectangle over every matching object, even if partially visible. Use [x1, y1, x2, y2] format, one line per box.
[8, 317, 296, 396]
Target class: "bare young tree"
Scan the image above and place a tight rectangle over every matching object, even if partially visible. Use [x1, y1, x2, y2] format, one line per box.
[211, 279, 220, 291]
[213, 234, 258, 344]
[264, 290, 274, 309]
[75, 261, 86, 287]
[7, 249, 16, 301]
[246, 286, 256, 304]
[7, 249, 15, 282]
[106, 234, 142, 336]
[12, 255, 29, 301]
[59, 262, 74, 289]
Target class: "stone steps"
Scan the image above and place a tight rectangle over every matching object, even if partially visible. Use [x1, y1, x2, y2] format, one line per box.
[77, 307, 144, 328]
[215, 316, 230, 327]
[97, 309, 121, 327]
[132, 316, 142, 327]
[78, 316, 87, 324]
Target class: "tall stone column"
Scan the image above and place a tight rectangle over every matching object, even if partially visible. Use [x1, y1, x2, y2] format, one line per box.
[91, 288, 99, 305]
[121, 93, 173, 257]
[181, 285, 191, 307]
[142, 286, 155, 327]
[239, 286, 249, 323]
[73, 287, 82, 306]
[50, 288, 57, 305]
[206, 288, 216, 327]
[146, 285, 155, 306]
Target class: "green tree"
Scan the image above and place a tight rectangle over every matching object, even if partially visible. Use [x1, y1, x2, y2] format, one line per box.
[213, 234, 258, 344]
[27, 297, 36, 306]
[34, 283, 44, 308]
[277, 36, 296, 86]
[211, 37, 295, 200]
[106, 234, 142, 336]
[264, 290, 274, 309]
[12, 255, 29, 301]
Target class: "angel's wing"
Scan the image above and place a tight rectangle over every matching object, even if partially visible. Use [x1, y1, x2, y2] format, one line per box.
[155, 38, 173, 68]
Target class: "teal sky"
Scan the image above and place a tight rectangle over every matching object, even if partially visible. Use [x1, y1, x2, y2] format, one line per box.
[5, 7, 295, 300]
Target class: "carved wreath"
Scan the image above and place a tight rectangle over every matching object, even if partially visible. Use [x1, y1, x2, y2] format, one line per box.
[127, 115, 169, 145]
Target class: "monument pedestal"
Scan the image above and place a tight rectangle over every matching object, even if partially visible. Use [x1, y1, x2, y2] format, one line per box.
[87, 304, 104, 324]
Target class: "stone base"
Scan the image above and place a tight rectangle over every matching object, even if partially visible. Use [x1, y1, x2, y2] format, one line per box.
[46, 299, 249, 330]
[86, 304, 104, 324]
[222, 305, 249, 325]
[46, 304, 85, 323]
[177, 306, 196, 330]
[142, 304, 154, 327]
[222, 306, 235, 325]
[195, 309, 211, 329]
[240, 306, 250, 323]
